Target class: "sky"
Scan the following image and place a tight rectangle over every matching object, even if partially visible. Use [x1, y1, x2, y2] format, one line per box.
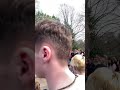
[36, 0, 85, 16]
[36, 0, 85, 40]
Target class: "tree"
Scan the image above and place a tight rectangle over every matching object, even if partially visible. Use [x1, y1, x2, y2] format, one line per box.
[35, 11, 60, 23]
[59, 4, 85, 41]
[35, 0, 60, 23]
[86, 0, 120, 57]
[77, 40, 85, 51]
[72, 39, 85, 51]
[59, 4, 85, 50]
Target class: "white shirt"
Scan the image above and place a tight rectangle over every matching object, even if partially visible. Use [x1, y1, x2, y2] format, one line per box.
[62, 74, 85, 90]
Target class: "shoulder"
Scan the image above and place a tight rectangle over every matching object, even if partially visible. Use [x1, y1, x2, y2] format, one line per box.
[70, 74, 85, 90]
[76, 74, 85, 85]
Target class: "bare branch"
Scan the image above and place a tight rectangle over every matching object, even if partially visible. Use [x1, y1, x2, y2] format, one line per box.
[59, 4, 84, 40]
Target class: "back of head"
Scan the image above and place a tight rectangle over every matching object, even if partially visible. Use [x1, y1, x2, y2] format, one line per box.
[86, 67, 120, 90]
[0, 0, 34, 63]
[35, 19, 72, 61]
[70, 54, 85, 74]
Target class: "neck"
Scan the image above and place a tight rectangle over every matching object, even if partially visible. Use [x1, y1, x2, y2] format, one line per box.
[45, 65, 75, 90]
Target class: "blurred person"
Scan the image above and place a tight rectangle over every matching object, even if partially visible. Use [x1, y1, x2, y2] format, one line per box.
[86, 58, 96, 78]
[35, 19, 85, 90]
[0, 0, 34, 90]
[70, 54, 85, 75]
[73, 49, 79, 55]
[114, 58, 119, 72]
[35, 78, 41, 90]
[79, 50, 83, 54]
[86, 67, 120, 90]
[108, 58, 117, 72]
[86, 55, 106, 78]
[93, 55, 106, 69]
[68, 51, 75, 64]
[108, 58, 111, 67]
[117, 60, 120, 72]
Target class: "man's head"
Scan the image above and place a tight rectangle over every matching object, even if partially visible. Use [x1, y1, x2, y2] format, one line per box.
[35, 19, 72, 78]
[0, 0, 34, 90]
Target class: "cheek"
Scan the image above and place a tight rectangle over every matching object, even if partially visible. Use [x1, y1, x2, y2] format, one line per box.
[35, 55, 42, 65]
[35, 55, 43, 74]
[35, 57, 39, 71]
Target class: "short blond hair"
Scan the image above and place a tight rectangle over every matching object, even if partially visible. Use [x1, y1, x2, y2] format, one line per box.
[70, 54, 85, 73]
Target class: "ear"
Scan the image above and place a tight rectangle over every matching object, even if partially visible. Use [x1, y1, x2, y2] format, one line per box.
[40, 46, 51, 63]
[16, 47, 34, 84]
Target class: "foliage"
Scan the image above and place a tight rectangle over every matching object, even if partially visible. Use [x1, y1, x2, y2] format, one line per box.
[72, 39, 85, 51]
[35, 11, 60, 23]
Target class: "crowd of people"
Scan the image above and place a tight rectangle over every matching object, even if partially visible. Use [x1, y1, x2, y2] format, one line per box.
[35, 19, 120, 90]
[86, 54, 120, 90]
[86, 55, 120, 79]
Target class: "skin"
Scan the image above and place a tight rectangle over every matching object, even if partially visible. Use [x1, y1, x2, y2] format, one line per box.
[35, 42, 75, 90]
[10, 42, 34, 90]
